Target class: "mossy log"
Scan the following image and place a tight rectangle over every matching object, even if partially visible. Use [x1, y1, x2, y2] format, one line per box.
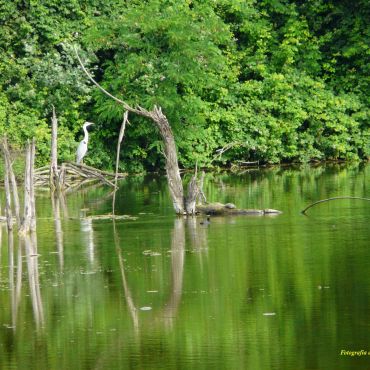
[196, 202, 282, 216]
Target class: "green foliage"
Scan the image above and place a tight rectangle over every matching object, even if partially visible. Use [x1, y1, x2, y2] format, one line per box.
[0, 0, 368, 171]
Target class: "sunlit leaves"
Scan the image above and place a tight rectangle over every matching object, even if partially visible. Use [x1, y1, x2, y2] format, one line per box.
[0, 0, 368, 170]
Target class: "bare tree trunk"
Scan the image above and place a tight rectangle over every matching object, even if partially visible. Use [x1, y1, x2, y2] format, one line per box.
[1, 138, 15, 230]
[30, 139, 36, 232]
[19, 142, 31, 234]
[149, 106, 184, 214]
[1, 139, 21, 224]
[185, 174, 198, 215]
[3, 163, 13, 230]
[50, 106, 60, 191]
[113, 111, 128, 215]
[19, 140, 36, 234]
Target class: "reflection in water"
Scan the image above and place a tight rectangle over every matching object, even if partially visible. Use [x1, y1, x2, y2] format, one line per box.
[161, 218, 185, 328]
[114, 220, 139, 332]
[80, 218, 95, 265]
[6, 230, 44, 331]
[23, 232, 44, 329]
[51, 193, 65, 271]
[8, 229, 16, 330]
[113, 218, 187, 330]
[7, 231, 23, 331]
[0, 223, 2, 273]
[0, 164, 369, 370]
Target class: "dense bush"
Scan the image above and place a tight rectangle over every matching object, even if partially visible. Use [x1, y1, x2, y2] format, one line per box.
[0, 0, 368, 171]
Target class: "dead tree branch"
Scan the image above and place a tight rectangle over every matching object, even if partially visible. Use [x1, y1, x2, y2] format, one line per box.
[19, 140, 36, 234]
[301, 196, 370, 214]
[1, 138, 20, 225]
[75, 45, 185, 214]
[113, 110, 129, 215]
[50, 105, 59, 191]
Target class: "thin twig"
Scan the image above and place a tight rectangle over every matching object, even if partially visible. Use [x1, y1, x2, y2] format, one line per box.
[301, 196, 370, 214]
[113, 110, 128, 215]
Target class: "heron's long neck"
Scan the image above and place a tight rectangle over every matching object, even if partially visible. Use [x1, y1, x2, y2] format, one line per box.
[83, 126, 89, 143]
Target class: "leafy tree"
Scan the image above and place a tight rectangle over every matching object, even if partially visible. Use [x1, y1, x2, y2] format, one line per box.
[0, 0, 368, 170]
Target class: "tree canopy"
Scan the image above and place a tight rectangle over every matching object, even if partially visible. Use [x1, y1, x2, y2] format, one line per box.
[0, 0, 369, 171]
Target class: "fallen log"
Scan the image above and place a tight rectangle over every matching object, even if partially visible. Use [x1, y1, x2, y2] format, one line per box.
[196, 202, 282, 216]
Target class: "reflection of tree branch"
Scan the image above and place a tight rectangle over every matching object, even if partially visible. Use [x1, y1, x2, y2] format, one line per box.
[113, 218, 186, 331]
[0, 224, 2, 273]
[113, 221, 139, 333]
[8, 230, 16, 330]
[161, 218, 185, 328]
[51, 193, 64, 271]
[80, 218, 95, 265]
[15, 241, 22, 324]
[94, 219, 187, 369]
[7, 230, 24, 331]
[23, 232, 44, 329]
[186, 217, 208, 252]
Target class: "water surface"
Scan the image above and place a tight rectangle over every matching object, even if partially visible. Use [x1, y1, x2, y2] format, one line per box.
[0, 164, 369, 369]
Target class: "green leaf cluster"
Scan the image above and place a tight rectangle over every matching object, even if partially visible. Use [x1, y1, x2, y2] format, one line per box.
[0, 0, 368, 170]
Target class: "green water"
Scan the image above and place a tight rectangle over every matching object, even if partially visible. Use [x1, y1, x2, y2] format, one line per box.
[0, 164, 369, 370]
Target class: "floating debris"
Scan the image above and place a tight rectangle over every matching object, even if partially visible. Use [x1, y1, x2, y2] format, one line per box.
[142, 250, 161, 256]
[3, 324, 15, 329]
[85, 214, 138, 221]
[140, 306, 152, 311]
[263, 312, 276, 316]
[318, 285, 330, 290]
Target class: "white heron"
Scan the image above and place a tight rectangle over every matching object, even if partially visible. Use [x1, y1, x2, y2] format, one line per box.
[76, 121, 94, 164]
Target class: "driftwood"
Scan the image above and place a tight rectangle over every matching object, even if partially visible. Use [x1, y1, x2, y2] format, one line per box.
[34, 162, 125, 190]
[301, 196, 370, 214]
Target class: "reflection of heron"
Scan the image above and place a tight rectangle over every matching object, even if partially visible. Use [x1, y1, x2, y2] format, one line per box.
[76, 122, 94, 164]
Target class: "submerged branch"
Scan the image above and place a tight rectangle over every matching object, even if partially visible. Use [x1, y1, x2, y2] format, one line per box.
[301, 196, 370, 214]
